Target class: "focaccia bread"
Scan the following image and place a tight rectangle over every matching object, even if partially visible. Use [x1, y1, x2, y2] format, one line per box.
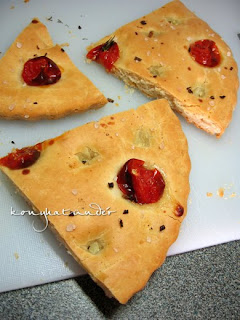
[0, 99, 191, 303]
[86, 0, 239, 137]
[0, 18, 107, 120]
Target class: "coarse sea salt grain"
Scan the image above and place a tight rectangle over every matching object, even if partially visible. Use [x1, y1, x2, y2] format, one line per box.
[8, 104, 15, 111]
[94, 122, 99, 129]
[221, 75, 226, 80]
[24, 114, 30, 119]
[186, 37, 192, 41]
[113, 248, 118, 253]
[147, 237, 152, 243]
[71, 189, 78, 195]
[16, 42, 22, 48]
[227, 51, 231, 57]
[209, 100, 215, 106]
[66, 224, 76, 232]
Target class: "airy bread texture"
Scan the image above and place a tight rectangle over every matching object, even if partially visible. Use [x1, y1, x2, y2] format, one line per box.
[0, 18, 107, 120]
[87, 0, 239, 137]
[0, 100, 190, 304]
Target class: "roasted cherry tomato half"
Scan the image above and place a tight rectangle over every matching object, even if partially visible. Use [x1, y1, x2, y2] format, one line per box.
[22, 56, 61, 86]
[117, 159, 165, 204]
[189, 39, 221, 67]
[0, 144, 42, 169]
[86, 37, 120, 72]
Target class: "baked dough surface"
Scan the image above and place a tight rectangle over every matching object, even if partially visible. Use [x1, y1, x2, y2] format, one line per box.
[0, 18, 107, 120]
[87, 0, 239, 137]
[0, 99, 190, 303]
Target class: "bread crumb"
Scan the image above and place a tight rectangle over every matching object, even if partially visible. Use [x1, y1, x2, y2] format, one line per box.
[217, 188, 224, 198]
[115, 103, 119, 107]
[59, 42, 70, 47]
[230, 192, 236, 198]
[124, 84, 135, 94]
[206, 192, 213, 197]
[14, 252, 19, 260]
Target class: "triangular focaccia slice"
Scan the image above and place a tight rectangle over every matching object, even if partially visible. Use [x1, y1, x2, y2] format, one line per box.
[0, 100, 190, 303]
[0, 18, 107, 120]
[86, 0, 239, 137]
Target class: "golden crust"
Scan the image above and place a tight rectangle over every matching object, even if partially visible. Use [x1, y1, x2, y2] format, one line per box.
[0, 18, 107, 120]
[87, 0, 239, 137]
[0, 99, 190, 303]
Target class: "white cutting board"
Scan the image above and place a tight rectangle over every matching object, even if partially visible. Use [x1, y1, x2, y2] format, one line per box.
[0, 0, 239, 293]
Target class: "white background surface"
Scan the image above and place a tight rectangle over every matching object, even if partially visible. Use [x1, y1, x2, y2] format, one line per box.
[0, 0, 239, 293]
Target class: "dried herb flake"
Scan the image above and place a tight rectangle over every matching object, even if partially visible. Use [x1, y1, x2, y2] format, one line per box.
[160, 225, 165, 232]
[119, 219, 124, 228]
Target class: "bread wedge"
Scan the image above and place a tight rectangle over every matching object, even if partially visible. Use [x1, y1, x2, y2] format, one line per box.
[87, 0, 239, 137]
[0, 18, 107, 120]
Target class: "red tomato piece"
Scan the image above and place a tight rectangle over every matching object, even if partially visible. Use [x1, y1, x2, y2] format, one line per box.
[117, 159, 165, 204]
[189, 39, 221, 67]
[86, 37, 120, 71]
[0, 145, 41, 170]
[22, 56, 61, 86]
